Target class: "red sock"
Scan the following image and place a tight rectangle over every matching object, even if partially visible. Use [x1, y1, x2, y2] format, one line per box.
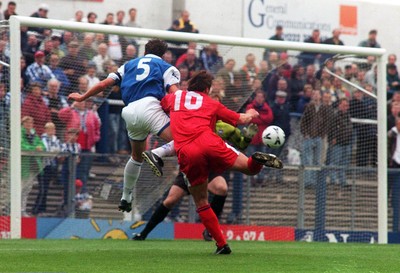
[247, 157, 263, 174]
[197, 204, 226, 248]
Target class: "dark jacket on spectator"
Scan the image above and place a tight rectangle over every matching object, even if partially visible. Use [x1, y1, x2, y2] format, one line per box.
[300, 102, 329, 138]
[296, 96, 311, 114]
[329, 109, 352, 145]
[270, 100, 291, 138]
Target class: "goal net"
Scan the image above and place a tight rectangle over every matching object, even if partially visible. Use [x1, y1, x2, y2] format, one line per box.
[5, 16, 388, 243]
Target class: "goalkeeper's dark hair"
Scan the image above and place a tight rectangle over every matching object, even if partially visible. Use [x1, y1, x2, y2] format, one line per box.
[145, 39, 168, 57]
[188, 70, 214, 92]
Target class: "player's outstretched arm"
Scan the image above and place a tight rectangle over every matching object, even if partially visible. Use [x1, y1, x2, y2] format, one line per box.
[68, 78, 115, 102]
[237, 108, 259, 125]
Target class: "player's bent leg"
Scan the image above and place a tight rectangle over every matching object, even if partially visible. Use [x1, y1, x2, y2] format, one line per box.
[152, 141, 175, 158]
[252, 151, 283, 169]
[231, 152, 283, 177]
[208, 176, 228, 196]
[231, 153, 262, 175]
[145, 141, 176, 176]
[142, 127, 174, 177]
[163, 185, 187, 208]
[142, 150, 164, 177]
[146, 141, 176, 177]
[119, 140, 146, 212]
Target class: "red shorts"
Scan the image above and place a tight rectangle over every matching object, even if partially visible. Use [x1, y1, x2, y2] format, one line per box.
[177, 132, 239, 187]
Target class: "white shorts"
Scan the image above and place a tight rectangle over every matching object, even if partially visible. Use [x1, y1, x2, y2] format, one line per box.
[121, 96, 170, 141]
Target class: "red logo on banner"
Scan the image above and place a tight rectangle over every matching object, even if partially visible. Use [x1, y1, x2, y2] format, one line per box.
[340, 5, 358, 35]
[0, 216, 37, 239]
[174, 223, 294, 241]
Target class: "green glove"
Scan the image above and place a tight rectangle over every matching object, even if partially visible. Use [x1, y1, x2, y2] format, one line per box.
[242, 123, 258, 140]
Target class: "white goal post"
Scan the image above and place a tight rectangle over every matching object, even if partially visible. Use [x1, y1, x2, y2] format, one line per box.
[8, 16, 387, 242]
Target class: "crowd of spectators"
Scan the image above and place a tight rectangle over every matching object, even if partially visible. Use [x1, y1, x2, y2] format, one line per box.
[0, 3, 398, 228]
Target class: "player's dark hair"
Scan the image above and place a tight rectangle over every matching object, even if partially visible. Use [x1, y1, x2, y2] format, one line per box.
[188, 70, 213, 92]
[145, 39, 168, 57]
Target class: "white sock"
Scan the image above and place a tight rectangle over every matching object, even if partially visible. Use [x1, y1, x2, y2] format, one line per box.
[152, 140, 175, 159]
[121, 157, 142, 202]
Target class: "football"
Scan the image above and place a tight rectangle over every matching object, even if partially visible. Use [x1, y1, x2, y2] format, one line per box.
[262, 125, 285, 148]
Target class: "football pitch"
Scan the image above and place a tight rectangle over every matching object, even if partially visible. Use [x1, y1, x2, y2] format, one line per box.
[0, 240, 398, 273]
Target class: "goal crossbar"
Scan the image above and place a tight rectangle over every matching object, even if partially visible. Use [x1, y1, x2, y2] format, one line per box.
[12, 16, 386, 56]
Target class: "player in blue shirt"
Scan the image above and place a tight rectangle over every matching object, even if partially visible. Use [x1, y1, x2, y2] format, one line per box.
[68, 39, 180, 213]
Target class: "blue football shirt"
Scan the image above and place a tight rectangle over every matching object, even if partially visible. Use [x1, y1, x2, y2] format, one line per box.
[108, 54, 180, 105]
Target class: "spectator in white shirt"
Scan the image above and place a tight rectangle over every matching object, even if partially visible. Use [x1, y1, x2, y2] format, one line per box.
[92, 42, 111, 76]
[84, 61, 100, 89]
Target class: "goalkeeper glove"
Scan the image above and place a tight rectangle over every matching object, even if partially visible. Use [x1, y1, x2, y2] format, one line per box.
[242, 123, 258, 140]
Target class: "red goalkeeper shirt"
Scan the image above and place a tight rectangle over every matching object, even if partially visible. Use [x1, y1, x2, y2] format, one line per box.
[161, 90, 240, 152]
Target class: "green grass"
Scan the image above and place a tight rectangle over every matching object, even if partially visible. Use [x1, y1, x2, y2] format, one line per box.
[0, 240, 399, 273]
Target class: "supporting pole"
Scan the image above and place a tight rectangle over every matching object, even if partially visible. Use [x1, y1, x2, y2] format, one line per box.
[9, 16, 22, 239]
[377, 54, 388, 244]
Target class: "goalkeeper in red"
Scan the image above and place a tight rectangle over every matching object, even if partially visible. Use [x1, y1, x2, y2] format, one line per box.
[160, 70, 283, 254]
